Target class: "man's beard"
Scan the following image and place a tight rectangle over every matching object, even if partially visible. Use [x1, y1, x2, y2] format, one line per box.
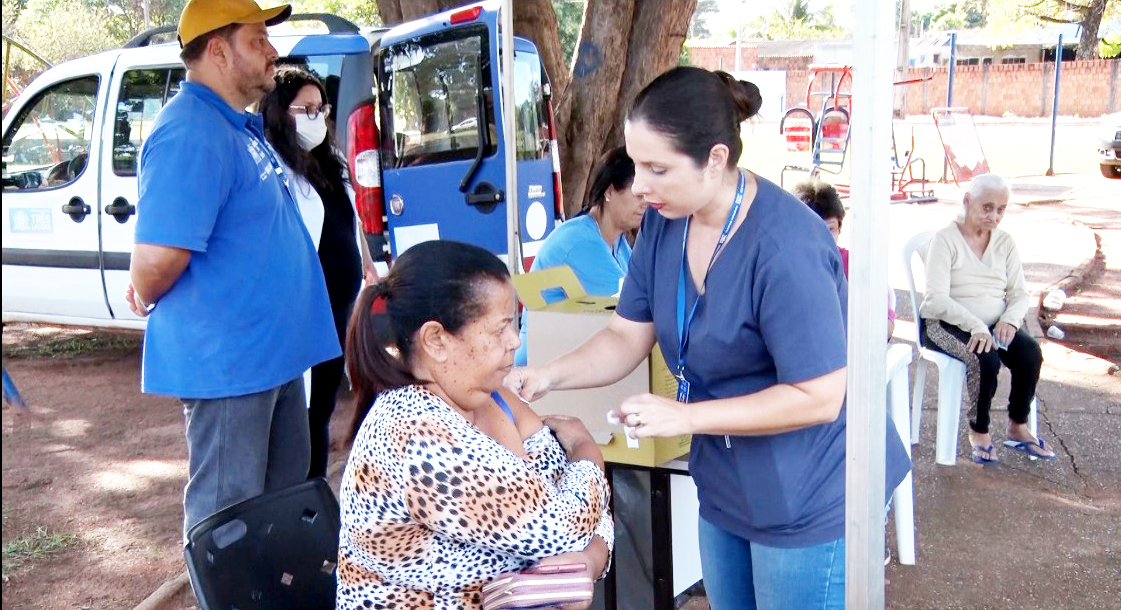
[230, 49, 275, 107]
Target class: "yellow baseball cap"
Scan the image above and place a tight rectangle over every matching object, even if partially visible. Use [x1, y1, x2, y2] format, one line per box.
[177, 0, 293, 48]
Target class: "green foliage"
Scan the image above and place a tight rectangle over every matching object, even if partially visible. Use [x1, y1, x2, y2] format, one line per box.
[987, 0, 1119, 58]
[1101, 34, 1121, 59]
[688, 0, 719, 39]
[289, 0, 381, 26]
[551, 0, 583, 67]
[2, 526, 79, 583]
[8, 0, 124, 70]
[744, 0, 847, 40]
[918, 1, 987, 31]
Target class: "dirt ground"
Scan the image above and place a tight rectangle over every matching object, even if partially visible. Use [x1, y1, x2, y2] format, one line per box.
[1, 323, 354, 610]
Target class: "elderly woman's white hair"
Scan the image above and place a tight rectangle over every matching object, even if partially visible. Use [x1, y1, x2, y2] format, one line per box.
[958, 173, 1011, 220]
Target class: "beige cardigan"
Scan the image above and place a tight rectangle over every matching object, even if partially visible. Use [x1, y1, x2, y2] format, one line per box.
[919, 222, 1030, 334]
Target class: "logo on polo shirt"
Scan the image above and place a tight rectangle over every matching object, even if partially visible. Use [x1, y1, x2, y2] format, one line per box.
[246, 138, 272, 182]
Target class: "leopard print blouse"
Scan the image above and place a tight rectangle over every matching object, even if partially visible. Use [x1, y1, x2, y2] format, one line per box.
[337, 385, 614, 610]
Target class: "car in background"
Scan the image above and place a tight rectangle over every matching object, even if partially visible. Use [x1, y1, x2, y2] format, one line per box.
[1099, 112, 1121, 179]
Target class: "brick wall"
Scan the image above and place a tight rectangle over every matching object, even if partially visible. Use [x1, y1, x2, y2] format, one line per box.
[695, 54, 1117, 118]
[686, 45, 758, 72]
[758, 56, 813, 72]
[899, 59, 1119, 118]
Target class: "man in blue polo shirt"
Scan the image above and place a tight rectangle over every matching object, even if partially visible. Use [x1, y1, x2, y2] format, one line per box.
[126, 0, 340, 536]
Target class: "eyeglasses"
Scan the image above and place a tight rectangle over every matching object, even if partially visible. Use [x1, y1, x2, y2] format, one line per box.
[289, 104, 331, 120]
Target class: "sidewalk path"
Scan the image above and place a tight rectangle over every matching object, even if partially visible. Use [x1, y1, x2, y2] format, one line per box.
[885, 173, 1121, 610]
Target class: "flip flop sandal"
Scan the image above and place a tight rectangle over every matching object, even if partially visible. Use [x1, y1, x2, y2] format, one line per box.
[970, 443, 998, 464]
[1002, 438, 1057, 460]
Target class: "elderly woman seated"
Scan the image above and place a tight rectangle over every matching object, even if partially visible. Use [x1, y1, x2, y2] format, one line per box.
[336, 240, 613, 610]
[919, 174, 1054, 463]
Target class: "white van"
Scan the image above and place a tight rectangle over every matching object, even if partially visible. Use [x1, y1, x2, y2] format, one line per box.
[2, 16, 384, 329]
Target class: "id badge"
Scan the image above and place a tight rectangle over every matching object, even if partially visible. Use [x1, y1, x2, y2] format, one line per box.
[675, 374, 690, 404]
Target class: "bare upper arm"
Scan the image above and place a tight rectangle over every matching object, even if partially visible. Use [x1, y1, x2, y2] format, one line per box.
[131, 243, 191, 275]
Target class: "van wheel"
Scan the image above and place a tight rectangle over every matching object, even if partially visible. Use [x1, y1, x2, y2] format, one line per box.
[1102, 164, 1121, 179]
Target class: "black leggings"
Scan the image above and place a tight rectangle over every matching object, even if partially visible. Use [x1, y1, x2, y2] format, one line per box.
[922, 319, 1042, 434]
[308, 355, 345, 479]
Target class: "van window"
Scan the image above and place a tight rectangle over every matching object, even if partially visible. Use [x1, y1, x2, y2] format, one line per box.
[113, 68, 186, 176]
[513, 52, 548, 161]
[379, 25, 495, 168]
[2, 76, 99, 191]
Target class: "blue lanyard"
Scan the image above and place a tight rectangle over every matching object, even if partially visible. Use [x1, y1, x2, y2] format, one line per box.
[675, 170, 746, 382]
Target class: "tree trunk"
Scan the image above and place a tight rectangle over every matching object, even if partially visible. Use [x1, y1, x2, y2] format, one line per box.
[602, 0, 697, 154]
[519, 0, 696, 215]
[514, 0, 572, 118]
[555, 0, 635, 215]
[1078, 0, 1108, 60]
[374, 0, 468, 26]
[378, 0, 697, 216]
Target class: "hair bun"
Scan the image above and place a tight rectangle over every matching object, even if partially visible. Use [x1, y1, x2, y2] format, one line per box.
[715, 71, 762, 122]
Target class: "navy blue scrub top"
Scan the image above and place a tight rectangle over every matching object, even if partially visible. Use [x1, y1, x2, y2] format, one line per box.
[616, 175, 911, 548]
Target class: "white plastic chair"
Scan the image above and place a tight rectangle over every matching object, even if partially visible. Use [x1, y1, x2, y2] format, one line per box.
[903, 231, 1038, 466]
[886, 342, 916, 565]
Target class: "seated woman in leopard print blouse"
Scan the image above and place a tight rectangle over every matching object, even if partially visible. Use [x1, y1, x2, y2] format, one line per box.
[337, 240, 613, 610]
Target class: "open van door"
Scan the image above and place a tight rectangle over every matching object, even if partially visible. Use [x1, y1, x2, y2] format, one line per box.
[374, 1, 555, 265]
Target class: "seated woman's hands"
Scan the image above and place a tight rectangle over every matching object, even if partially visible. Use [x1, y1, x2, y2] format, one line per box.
[967, 330, 994, 353]
[540, 417, 596, 459]
[534, 535, 611, 609]
[993, 322, 1016, 347]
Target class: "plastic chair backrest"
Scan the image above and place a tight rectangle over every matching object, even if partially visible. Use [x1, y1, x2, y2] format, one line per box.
[903, 230, 938, 336]
[184, 478, 340, 610]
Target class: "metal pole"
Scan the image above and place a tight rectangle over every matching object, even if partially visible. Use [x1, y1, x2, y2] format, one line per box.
[894, 0, 911, 118]
[143, 0, 151, 29]
[847, 0, 892, 604]
[943, 32, 956, 181]
[1047, 34, 1062, 176]
[500, 0, 522, 276]
[734, 0, 743, 73]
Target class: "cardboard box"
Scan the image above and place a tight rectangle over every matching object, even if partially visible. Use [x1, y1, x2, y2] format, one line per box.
[513, 267, 690, 467]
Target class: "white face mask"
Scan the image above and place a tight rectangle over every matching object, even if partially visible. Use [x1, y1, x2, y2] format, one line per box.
[293, 113, 328, 151]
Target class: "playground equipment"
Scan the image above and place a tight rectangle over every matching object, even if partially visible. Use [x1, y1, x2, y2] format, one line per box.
[779, 64, 853, 189]
[778, 64, 936, 203]
[931, 107, 991, 186]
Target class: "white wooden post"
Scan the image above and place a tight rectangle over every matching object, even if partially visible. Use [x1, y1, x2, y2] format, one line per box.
[847, 0, 895, 607]
[500, 0, 523, 276]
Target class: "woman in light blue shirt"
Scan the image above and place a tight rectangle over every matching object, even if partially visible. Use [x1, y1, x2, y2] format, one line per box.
[516, 147, 647, 365]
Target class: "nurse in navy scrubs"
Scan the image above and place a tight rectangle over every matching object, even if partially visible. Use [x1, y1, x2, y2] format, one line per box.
[506, 66, 911, 610]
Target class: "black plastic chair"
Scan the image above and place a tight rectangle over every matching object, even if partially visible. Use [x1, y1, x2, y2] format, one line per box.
[184, 478, 340, 610]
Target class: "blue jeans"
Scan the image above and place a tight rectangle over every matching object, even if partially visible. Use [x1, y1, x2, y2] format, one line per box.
[181, 377, 309, 538]
[698, 515, 845, 610]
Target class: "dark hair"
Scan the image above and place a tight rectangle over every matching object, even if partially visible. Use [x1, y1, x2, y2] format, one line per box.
[179, 23, 241, 65]
[627, 67, 762, 169]
[791, 179, 845, 225]
[582, 146, 636, 216]
[346, 241, 511, 441]
[259, 66, 349, 202]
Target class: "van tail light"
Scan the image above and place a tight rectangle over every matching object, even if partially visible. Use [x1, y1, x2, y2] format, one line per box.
[346, 101, 387, 261]
[544, 94, 565, 221]
[450, 6, 482, 24]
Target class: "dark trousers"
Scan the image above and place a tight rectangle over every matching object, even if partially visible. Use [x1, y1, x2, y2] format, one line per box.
[922, 319, 1042, 434]
[307, 355, 345, 478]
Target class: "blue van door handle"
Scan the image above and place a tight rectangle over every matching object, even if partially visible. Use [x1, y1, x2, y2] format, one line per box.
[105, 197, 136, 223]
[61, 197, 91, 223]
[465, 182, 504, 214]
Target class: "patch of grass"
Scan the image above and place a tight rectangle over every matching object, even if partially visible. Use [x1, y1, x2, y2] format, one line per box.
[2, 526, 79, 583]
[2, 332, 142, 360]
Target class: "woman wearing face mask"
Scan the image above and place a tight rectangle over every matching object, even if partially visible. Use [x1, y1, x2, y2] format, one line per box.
[261, 66, 376, 479]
